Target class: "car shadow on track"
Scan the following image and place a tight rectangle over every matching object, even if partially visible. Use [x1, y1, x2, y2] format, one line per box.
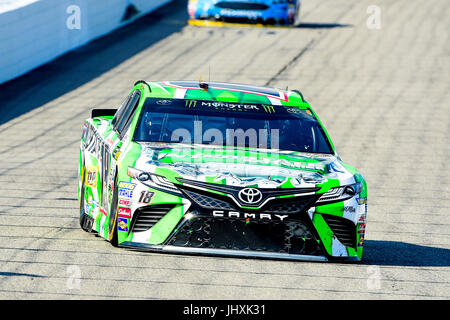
[0, 0, 188, 126]
[0, 272, 45, 278]
[362, 240, 450, 267]
[296, 22, 353, 29]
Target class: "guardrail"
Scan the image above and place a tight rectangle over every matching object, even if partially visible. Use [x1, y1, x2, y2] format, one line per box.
[0, 0, 172, 84]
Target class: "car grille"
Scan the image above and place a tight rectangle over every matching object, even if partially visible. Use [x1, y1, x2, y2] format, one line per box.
[166, 214, 322, 256]
[181, 187, 319, 215]
[322, 214, 357, 248]
[263, 198, 316, 214]
[176, 177, 319, 210]
[130, 205, 174, 233]
[182, 189, 235, 210]
[215, 1, 269, 10]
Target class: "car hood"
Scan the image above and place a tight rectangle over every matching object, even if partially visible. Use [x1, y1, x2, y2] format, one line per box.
[133, 142, 355, 189]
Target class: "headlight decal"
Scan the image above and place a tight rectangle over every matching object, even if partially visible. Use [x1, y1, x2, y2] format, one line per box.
[128, 166, 182, 195]
[316, 182, 361, 205]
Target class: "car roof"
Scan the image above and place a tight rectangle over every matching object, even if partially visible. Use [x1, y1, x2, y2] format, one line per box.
[137, 80, 308, 107]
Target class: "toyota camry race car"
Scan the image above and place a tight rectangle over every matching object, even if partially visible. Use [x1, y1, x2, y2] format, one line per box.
[78, 80, 367, 262]
[188, 0, 301, 26]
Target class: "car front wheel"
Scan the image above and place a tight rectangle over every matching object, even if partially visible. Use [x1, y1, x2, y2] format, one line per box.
[108, 172, 119, 247]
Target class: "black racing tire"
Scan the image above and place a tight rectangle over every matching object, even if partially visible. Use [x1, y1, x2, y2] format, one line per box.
[108, 172, 119, 247]
[79, 166, 89, 232]
[266, 18, 276, 25]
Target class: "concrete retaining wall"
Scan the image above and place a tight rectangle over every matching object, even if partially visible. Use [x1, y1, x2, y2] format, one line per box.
[0, 0, 172, 84]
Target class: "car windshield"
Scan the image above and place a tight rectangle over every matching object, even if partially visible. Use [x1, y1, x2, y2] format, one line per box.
[133, 98, 333, 154]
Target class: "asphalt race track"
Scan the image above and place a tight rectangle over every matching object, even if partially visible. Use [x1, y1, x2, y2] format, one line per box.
[0, 0, 448, 299]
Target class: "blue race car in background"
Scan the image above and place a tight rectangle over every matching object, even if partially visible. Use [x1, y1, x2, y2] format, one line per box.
[188, 0, 301, 26]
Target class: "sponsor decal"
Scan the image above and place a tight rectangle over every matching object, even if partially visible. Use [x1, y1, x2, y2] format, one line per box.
[202, 101, 259, 111]
[185, 100, 198, 108]
[357, 203, 367, 215]
[118, 207, 131, 218]
[119, 188, 134, 198]
[86, 167, 97, 187]
[185, 99, 261, 112]
[358, 223, 366, 234]
[118, 181, 136, 198]
[358, 234, 365, 247]
[118, 199, 131, 207]
[344, 206, 356, 213]
[212, 210, 288, 222]
[118, 181, 136, 190]
[118, 218, 128, 232]
[219, 9, 262, 19]
[157, 99, 172, 105]
[286, 107, 308, 115]
[262, 105, 275, 113]
[357, 197, 367, 205]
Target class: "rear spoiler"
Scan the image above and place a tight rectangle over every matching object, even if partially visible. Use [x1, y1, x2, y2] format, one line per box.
[91, 109, 117, 118]
[292, 90, 305, 102]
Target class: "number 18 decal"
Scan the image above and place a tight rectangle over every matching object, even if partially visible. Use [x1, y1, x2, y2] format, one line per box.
[138, 191, 154, 204]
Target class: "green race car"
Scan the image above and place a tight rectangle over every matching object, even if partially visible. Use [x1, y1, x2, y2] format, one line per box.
[78, 80, 367, 262]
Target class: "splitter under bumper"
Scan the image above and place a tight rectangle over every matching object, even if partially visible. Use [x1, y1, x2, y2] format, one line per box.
[120, 214, 361, 262]
[120, 241, 329, 262]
